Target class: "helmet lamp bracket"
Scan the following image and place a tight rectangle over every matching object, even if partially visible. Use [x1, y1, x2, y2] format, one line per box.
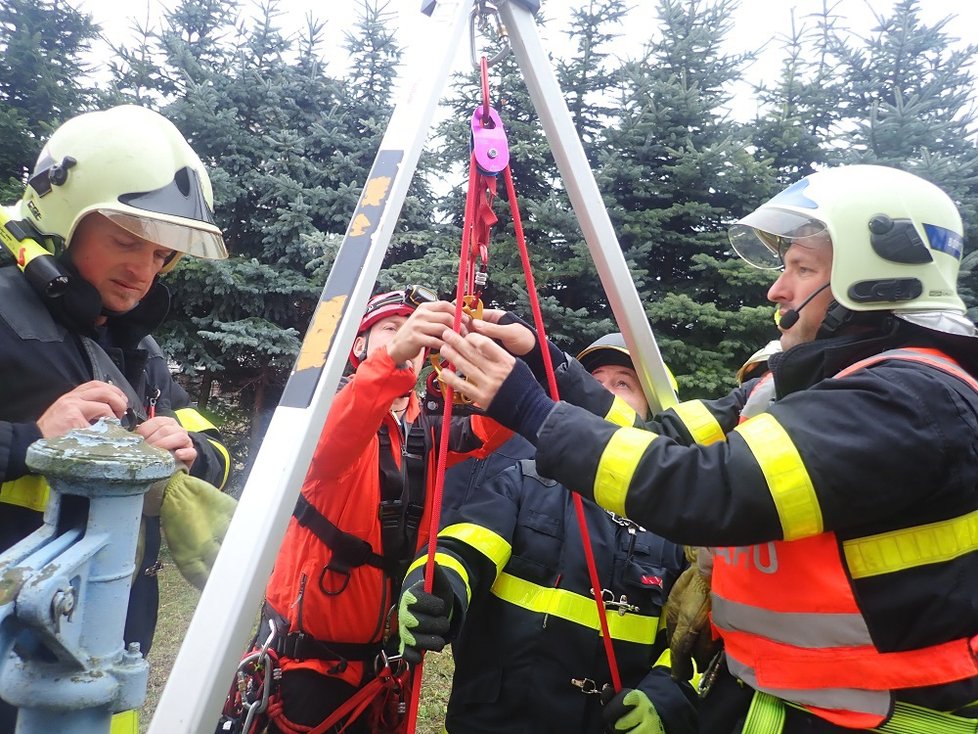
[868, 215, 932, 264]
[28, 156, 77, 197]
[848, 278, 923, 304]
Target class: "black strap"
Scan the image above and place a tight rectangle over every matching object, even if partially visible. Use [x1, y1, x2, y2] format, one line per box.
[79, 335, 148, 424]
[262, 605, 384, 672]
[293, 493, 385, 574]
[278, 632, 382, 663]
[377, 419, 428, 588]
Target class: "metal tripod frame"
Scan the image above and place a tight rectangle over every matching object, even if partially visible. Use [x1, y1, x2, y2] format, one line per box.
[148, 2, 677, 730]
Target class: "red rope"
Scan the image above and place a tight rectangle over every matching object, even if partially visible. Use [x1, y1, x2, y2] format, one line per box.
[406, 81, 625, 732]
[404, 155, 481, 734]
[503, 165, 623, 693]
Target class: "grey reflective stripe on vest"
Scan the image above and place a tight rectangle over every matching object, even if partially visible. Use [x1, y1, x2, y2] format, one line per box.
[741, 373, 776, 420]
[731, 658, 892, 722]
[712, 595, 872, 648]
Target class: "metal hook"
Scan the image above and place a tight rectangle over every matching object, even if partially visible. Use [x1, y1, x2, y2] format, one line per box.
[470, 1, 511, 69]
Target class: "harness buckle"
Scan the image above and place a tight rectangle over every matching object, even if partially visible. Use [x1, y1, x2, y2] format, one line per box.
[378, 500, 405, 530]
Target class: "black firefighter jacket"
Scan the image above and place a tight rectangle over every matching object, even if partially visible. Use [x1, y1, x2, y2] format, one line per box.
[528, 323, 978, 732]
[0, 263, 229, 654]
[410, 451, 696, 734]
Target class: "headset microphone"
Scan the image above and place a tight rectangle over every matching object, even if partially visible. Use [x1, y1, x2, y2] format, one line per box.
[777, 283, 831, 330]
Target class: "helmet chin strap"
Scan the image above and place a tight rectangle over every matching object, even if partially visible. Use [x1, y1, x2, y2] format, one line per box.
[816, 300, 853, 338]
[817, 301, 897, 339]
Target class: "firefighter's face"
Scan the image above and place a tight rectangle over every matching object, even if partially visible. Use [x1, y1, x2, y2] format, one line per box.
[767, 233, 834, 350]
[70, 212, 173, 317]
[591, 364, 650, 420]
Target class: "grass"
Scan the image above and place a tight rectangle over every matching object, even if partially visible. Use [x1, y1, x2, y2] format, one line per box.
[141, 546, 454, 733]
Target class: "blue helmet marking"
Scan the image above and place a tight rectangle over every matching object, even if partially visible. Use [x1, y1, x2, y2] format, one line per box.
[924, 223, 963, 260]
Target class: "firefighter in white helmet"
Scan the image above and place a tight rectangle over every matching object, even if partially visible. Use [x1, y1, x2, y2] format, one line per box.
[433, 165, 978, 732]
[0, 105, 232, 729]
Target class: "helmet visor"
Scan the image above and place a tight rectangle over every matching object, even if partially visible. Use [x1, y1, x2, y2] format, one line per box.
[99, 209, 227, 260]
[729, 208, 828, 269]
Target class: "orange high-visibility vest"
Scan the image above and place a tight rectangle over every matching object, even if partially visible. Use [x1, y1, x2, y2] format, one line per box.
[713, 347, 978, 729]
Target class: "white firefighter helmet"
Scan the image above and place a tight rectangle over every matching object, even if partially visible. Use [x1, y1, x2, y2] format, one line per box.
[728, 165, 965, 316]
[18, 104, 227, 271]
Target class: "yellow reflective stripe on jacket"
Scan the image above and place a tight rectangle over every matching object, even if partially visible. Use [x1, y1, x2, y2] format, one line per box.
[671, 400, 725, 445]
[734, 413, 823, 541]
[605, 396, 638, 427]
[845, 508, 978, 579]
[440, 523, 512, 577]
[491, 572, 658, 644]
[405, 552, 473, 603]
[593, 428, 657, 517]
[173, 407, 217, 433]
[435, 552, 472, 604]
[174, 408, 230, 489]
[205, 438, 230, 489]
[0, 474, 49, 512]
[110, 709, 138, 734]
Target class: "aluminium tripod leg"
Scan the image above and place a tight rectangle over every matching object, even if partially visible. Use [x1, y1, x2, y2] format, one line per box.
[146, 3, 475, 732]
[499, 0, 678, 412]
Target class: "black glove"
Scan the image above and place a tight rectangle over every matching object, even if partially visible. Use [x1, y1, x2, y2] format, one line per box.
[398, 563, 455, 665]
[601, 687, 666, 734]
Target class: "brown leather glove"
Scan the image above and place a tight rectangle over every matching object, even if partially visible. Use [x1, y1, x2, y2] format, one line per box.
[663, 546, 719, 681]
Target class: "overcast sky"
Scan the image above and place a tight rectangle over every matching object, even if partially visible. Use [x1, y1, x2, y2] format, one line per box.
[75, 0, 977, 106]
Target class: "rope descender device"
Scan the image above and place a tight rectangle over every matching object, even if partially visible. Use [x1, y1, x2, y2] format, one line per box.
[429, 55, 508, 406]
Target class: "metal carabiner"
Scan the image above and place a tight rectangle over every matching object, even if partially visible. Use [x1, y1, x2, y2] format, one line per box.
[590, 587, 641, 616]
[570, 677, 601, 695]
[469, 1, 511, 69]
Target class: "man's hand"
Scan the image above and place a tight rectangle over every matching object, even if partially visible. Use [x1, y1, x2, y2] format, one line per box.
[663, 547, 717, 681]
[36, 380, 128, 438]
[136, 416, 197, 468]
[473, 309, 537, 356]
[435, 329, 516, 408]
[398, 564, 455, 665]
[387, 300, 464, 367]
[601, 688, 666, 734]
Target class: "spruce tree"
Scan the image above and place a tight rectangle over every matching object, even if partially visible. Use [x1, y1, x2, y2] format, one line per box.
[599, 0, 778, 395]
[0, 0, 99, 201]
